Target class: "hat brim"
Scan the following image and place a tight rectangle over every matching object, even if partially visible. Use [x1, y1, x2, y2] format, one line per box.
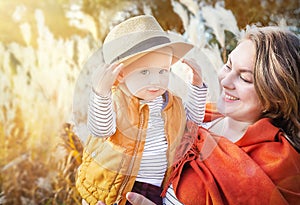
[117, 41, 194, 68]
[102, 30, 194, 67]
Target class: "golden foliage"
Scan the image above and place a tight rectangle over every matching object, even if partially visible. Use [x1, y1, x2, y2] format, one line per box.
[1, 2, 297, 205]
[0, 121, 83, 205]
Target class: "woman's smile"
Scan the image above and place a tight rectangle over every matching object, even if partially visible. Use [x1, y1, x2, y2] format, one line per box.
[224, 92, 240, 102]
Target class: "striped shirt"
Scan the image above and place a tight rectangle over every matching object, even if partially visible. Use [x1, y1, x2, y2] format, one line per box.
[87, 84, 207, 187]
[163, 184, 184, 205]
[136, 96, 168, 186]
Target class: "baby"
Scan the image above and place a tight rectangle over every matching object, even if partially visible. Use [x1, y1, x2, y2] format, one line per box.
[76, 15, 207, 205]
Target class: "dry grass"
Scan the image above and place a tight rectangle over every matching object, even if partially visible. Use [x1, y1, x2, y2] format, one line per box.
[0, 2, 251, 204]
[0, 7, 93, 204]
[0, 122, 83, 205]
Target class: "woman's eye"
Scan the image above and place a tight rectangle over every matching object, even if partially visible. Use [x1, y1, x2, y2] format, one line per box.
[240, 75, 252, 83]
[140, 70, 150, 75]
[223, 64, 231, 72]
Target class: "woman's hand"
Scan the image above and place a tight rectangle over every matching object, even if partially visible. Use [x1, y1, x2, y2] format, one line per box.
[126, 192, 156, 205]
[182, 58, 203, 87]
[82, 192, 155, 205]
[92, 62, 124, 96]
[82, 199, 105, 205]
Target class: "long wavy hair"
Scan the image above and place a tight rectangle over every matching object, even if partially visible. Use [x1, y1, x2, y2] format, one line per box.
[244, 26, 300, 152]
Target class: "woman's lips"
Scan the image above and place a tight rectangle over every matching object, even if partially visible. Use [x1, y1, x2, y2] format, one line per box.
[224, 93, 240, 101]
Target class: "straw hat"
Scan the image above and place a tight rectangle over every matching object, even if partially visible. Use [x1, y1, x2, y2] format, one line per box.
[102, 15, 193, 67]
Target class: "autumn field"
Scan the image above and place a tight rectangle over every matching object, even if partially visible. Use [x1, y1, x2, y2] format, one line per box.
[0, 0, 298, 204]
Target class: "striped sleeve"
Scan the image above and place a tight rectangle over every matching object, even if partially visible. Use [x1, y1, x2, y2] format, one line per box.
[183, 83, 207, 125]
[87, 90, 116, 137]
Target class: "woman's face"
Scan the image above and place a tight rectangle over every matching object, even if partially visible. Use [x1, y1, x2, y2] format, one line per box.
[217, 40, 263, 123]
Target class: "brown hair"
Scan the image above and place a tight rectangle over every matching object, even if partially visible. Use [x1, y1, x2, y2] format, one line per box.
[244, 26, 300, 151]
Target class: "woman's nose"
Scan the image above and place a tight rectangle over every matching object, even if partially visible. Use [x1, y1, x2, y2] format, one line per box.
[220, 72, 235, 90]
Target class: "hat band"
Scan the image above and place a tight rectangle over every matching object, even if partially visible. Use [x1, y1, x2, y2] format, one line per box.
[111, 36, 171, 63]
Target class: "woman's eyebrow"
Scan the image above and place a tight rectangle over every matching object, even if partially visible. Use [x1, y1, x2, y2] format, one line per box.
[239, 68, 253, 73]
[229, 55, 253, 73]
[228, 56, 232, 65]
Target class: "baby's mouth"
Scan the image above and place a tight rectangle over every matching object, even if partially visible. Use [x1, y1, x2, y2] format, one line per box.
[147, 88, 160, 92]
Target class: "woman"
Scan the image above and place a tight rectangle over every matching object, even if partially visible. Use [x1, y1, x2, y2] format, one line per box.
[123, 26, 300, 204]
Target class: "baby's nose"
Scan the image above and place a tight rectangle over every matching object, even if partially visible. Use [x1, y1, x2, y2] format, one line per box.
[149, 73, 160, 84]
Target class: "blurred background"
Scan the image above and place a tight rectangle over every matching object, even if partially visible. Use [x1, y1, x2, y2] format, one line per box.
[0, 0, 299, 204]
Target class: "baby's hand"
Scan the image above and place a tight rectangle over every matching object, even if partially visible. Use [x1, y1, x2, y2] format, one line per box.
[182, 58, 203, 87]
[92, 63, 124, 96]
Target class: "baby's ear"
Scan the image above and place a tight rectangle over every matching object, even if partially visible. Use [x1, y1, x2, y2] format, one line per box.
[117, 71, 125, 83]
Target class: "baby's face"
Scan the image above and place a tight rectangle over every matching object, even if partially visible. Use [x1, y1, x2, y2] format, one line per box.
[124, 67, 170, 100]
[119, 47, 173, 101]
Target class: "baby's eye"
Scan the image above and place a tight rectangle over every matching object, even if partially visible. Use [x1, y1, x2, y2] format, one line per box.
[140, 70, 150, 75]
[159, 69, 169, 74]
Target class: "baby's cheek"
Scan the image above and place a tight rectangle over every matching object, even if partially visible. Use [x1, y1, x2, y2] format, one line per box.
[159, 76, 169, 88]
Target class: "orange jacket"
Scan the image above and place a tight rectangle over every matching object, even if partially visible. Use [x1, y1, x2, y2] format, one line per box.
[76, 84, 186, 205]
[163, 117, 300, 204]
